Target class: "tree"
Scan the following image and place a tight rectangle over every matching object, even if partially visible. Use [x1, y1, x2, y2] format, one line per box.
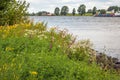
[0, 0, 29, 26]
[77, 4, 86, 16]
[36, 11, 42, 16]
[92, 7, 97, 15]
[61, 6, 69, 16]
[100, 9, 106, 14]
[54, 7, 60, 16]
[0, 0, 10, 11]
[0, 0, 11, 21]
[72, 8, 76, 16]
[107, 6, 120, 12]
[31, 12, 36, 16]
[87, 9, 92, 13]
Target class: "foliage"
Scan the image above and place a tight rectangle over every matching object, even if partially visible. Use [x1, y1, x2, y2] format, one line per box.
[77, 4, 86, 16]
[107, 6, 120, 12]
[36, 11, 50, 16]
[61, 6, 69, 16]
[29, 12, 36, 16]
[0, 0, 29, 26]
[36, 11, 42, 16]
[87, 9, 92, 13]
[72, 8, 76, 16]
[100, 9, 106, 14]
[0, 22, 120, 80]
[92, 7, 97, 15]
[0, 0, 10, 11]
[66, 13, 92, 16]
[54, 7, 60, 16]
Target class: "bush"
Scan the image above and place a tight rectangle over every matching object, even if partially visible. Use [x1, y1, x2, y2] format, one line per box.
[0, 0, 29, 26]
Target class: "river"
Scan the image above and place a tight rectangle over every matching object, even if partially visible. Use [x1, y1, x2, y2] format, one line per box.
[30, 16, 120, 59]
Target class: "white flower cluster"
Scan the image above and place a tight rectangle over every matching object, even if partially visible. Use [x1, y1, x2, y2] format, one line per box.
[24, 29, 47, 39]
[37, 34, 47, 40]
[24, 29, 39, 36]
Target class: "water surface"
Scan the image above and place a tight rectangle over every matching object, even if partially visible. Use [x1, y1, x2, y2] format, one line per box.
[30, 16, 120, 59]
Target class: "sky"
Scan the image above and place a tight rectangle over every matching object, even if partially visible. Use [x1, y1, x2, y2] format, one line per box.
[25, 0, 120, 13]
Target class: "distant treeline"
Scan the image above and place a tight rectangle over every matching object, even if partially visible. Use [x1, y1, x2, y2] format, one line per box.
[29, 4, 120, 16]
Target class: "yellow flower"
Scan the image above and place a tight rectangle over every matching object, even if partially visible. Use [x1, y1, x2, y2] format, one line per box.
[30, 71, 38, 75]
[5, 47, 14, 51]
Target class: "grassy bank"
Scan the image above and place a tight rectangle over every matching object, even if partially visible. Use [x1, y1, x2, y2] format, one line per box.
[67, 13, 93, 16]
[0, 22, 120, 80]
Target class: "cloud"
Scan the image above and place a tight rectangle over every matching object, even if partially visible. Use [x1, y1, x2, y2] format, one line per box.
[25, 0, 120, 13]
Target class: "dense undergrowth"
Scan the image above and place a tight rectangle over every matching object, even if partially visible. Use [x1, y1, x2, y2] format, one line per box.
[0, 22, 120, 80]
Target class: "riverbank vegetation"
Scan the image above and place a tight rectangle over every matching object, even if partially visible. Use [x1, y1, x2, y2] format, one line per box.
[0, 0, 120, 80]
[0, 21, 120, 80]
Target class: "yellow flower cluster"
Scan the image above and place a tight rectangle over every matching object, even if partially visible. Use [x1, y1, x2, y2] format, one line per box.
[0, 24, 18, 38]
[5, 47, 14, 51]
[0, 24, 17, 31]
[20, 23, 31, 29]
[0, 22, 47, 39]
[0, 23, 29, 38]
[30, 71, 38, 75]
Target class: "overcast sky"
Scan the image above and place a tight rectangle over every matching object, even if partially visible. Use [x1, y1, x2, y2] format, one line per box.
[25, 0, 120, 13]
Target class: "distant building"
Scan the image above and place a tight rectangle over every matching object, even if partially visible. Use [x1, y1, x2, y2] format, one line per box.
[41, 11, 54, 16]
[47, 13, 54, 16]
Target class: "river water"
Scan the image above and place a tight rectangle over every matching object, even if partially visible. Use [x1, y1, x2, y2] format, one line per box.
[30, 16, 120, 59]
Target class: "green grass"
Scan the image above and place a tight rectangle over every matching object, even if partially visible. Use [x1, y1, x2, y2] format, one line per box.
[66, 13, 93, 16]
[0, 22, 120, 80]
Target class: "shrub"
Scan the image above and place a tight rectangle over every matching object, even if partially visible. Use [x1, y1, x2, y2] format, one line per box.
[0, 0, 29, 26]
